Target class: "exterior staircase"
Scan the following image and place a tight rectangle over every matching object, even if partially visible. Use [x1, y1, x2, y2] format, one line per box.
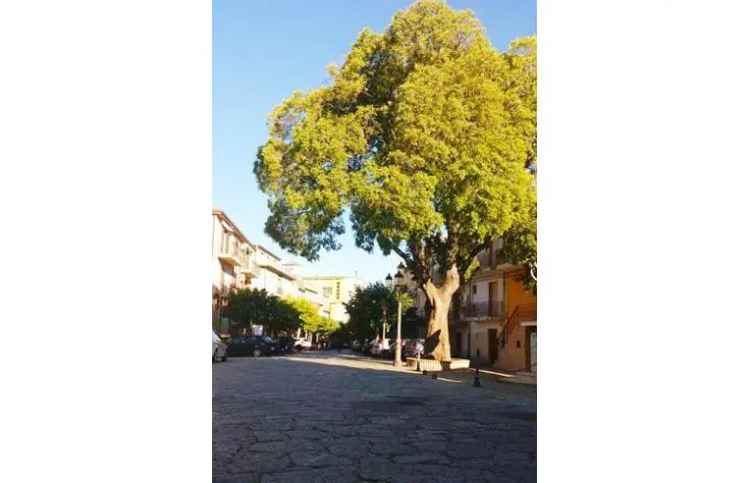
[501, 303, 537, 343]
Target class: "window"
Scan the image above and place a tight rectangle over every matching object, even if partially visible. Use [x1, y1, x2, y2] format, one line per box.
[472, 285, 477, 295]
[323, 287, 332, 297]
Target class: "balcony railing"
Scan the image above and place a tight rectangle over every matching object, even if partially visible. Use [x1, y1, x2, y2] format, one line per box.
[461, 301, 505, 319]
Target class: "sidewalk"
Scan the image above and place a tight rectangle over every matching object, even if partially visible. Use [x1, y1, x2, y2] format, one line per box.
[476, 366, 537, 385]
[304, 350, 537, 386]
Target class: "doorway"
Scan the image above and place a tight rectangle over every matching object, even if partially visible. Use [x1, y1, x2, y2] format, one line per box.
[488, 328, 498, 364]
[526, 326, 537, 372]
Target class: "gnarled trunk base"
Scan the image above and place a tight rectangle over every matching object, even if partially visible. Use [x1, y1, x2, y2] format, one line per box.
[423, 265, 460, 363]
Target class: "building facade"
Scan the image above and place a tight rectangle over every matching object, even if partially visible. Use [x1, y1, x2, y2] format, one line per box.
[452, 239, 511, 365]
[212, 209, 256, 333]
[390, 238, 537, 372]
[248, 245, 301, 299]
[301, 275, 364, 324]
[213, 209, 354, 335]
[495, 267, 537, 373]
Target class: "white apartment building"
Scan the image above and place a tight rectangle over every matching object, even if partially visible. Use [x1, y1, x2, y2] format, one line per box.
[213, 209, 340, 333]
[212, 210, 256, 332]
[248, 245, 301, 299]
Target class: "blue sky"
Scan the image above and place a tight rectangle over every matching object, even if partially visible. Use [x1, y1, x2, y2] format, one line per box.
[213, 0, 536, 284]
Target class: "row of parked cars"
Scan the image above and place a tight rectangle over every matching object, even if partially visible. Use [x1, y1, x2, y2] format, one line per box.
[354, 338, 425, 360]
[212, 331, 314, 362]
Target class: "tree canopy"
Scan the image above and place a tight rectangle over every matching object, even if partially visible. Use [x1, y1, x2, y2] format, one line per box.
[226, 288, 341, 336]
[254, 0, 536, 360]
[285, 296, 338, 336]
[344, 282, 397, 342]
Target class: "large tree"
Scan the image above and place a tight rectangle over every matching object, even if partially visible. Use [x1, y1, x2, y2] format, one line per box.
[255, 0, 536, 361]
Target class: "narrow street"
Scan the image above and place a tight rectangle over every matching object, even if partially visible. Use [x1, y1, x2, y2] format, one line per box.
[213, 351, 536, 483]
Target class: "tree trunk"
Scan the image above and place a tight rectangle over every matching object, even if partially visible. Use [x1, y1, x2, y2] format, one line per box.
[423, 264, 461, 363]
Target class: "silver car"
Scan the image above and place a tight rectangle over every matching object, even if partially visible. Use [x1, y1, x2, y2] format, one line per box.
[213, 330, 228, 362]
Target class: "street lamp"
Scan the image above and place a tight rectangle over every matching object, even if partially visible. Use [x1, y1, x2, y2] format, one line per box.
[393, 271, 405, 368]
[383, 274, 392, 343]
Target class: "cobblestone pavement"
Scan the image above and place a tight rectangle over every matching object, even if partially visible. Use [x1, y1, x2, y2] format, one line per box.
[213, 351, 536, 483]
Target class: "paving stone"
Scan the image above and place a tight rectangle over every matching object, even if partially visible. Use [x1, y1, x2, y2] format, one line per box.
[247, 442, 288, 453]
[254, 431, 288, 442]
[393, 453, 442, 464]
[357, 456, 401, 481]
[290, 451, 352, 468]
[325, 441, 372, 459]
[229, 452, 291, 475]
[213, 474, 260, 483]
[260, 466, 358, 483]
[213, 351, 536, 482]
[368, 441, 415, 456]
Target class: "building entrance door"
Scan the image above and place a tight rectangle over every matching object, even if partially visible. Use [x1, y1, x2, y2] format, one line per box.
[527, 327, 537, 373]
[488, 328, 498, 364]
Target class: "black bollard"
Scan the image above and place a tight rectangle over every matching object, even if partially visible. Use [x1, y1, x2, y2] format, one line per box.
[473, 366, 481, 388]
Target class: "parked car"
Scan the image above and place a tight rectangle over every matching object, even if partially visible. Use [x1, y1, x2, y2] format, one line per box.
[403, 339, 425, 358]
[213, 330, 228, 362]
[368, 339, 390, 357]
[294, 338, 313, 351]
[227, 335, 278, 357]
[275, 336, 296, 353]
[382, 339, 409, 359]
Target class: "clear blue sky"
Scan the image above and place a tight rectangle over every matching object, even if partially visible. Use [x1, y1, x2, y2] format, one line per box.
[213, 0, 536, 284]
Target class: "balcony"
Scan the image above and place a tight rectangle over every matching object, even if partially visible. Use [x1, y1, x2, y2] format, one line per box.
[461, 301, 505, 320]
[219, 246, 247, 265]
[257, 261, 296, 280]
[237, 261, 260, 277]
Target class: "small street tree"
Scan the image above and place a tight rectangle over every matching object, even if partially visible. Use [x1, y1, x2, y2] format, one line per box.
[225, 288, 273, 333]
[226, 288, 301, 335]
[344, 283, 397, 344]
[285, 296, 338, 340]
[254, 0, 536, 361]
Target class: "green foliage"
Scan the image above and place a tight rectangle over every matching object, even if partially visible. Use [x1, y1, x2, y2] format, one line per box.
[496, 189, 537, 293]
[285, 296, 338, 335]
[226, 288, 275, 329]
[344, 282, 397, 341]
[329, 325, 354, 346]
[227, 289, 342, 336]
[255, 0, 536, 290]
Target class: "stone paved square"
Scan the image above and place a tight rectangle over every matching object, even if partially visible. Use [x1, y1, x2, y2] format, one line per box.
[213, 351, 536, 483]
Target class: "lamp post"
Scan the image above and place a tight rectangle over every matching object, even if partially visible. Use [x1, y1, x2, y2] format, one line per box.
[393, 271, 405, 368]
[384, 274, 392, 346]
[385, 270, 404, 367]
